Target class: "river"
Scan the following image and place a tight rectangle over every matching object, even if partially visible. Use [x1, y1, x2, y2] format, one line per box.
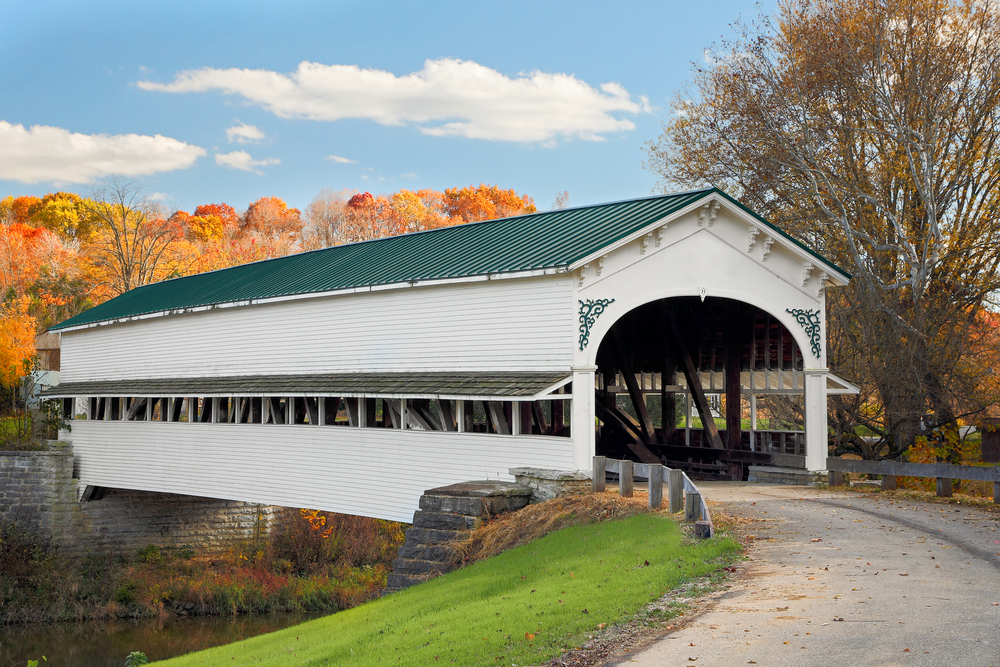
[0, 612, 325, 666]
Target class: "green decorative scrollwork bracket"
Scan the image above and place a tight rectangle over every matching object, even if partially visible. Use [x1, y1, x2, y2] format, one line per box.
[579, 298, 615, 350]
[786, 308, 822, 358]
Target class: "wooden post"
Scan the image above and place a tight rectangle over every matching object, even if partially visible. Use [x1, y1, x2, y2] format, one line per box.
[686, 491, 702, 522]
[725, 311, 743, 480]
[593, 456, 606, 492]
[668, 469, 684, 513]
[994, 481, 1000, 505]
[829, 470, 844, 486]
[936, 477, 954, 497]
[649, 465, 664, 509]
[882, 475, 897, 491]
[620, 460, 634, 497]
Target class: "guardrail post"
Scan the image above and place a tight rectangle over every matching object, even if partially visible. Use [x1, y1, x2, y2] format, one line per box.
[995, 482, 1000, 505]
[882, 475, 897, 491]
[668, 469, 684, 513]
[648, 465, 663, 509]
[936, 477, 953, 497]
[685, 491, 701, 522]
[592, 456, 606, 493]
[620, 460, 634, 498]
[829, 470, 843, 486]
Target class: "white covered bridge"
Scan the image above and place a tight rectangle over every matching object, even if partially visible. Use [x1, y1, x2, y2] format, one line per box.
[46, 188, 856, 523]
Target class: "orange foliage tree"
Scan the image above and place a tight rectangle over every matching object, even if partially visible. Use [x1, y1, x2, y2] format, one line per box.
[443, 184, 536, 222]
[0, 296, 36, 391]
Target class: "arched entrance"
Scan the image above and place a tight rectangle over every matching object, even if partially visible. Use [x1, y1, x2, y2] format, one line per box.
[594, 297, 807, 480]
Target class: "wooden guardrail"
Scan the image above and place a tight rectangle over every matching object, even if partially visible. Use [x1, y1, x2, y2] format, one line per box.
[592, 456, 713, 538]
[826, 457, 1000, 503]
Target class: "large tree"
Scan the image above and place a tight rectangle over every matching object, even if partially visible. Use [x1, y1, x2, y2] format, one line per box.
[645, 0, 1000, 455]
[84, 179, 187, 297]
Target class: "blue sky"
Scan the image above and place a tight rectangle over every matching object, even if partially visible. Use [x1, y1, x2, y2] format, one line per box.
[1, 0, 772, 214]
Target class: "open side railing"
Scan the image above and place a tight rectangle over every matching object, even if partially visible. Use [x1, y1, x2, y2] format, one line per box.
[827, 457, 1000, 502]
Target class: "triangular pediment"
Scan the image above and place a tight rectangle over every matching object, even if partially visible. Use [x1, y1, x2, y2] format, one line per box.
[571, 193, 847, 300]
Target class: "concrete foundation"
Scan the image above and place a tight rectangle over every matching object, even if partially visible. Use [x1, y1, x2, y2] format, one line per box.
[748, 465, 827, 486]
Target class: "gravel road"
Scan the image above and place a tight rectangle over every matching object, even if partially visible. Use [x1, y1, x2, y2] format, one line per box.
[618, 483, 1000, 667]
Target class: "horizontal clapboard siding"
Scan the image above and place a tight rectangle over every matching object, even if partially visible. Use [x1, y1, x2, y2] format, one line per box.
[61, 276, 574, 383]
[68, 422, 574, 523]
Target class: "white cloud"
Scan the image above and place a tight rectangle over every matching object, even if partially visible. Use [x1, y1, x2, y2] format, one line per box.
[149, 192, 169, 201]
[0, 121, 205, 184]
[400, 172, 417, 179]
[226, 122, 265, 143]
[215, 150, 280, 174]
[139, 58, 651, 143]
[325, 154, 356, 163]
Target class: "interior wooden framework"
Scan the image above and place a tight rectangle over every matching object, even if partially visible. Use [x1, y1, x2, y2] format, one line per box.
[595, 296, 812, 480]
[67, 393, 572, 438]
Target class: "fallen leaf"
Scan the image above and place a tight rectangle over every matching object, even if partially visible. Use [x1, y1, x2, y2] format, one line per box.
[597, 623, 606, 629]
[833, 617, 844, 621]
[811, 538, 822, 542]
[783, 641, 790, 644]
[581, 609, 589, 614]
[899, 573, 908, 577]
[903, 648, 910, 652]
[525, 633, 536, 640]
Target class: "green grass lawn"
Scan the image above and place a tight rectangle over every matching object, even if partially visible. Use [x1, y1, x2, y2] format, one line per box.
[158, 514, 739, 666]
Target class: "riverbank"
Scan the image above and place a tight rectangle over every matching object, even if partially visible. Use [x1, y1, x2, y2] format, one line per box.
[158, 499, 741, 666]
[0, 511, 406, 625]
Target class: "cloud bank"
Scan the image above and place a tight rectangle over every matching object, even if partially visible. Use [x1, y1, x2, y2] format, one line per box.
[139, 58, 651, 143]
[0, 121, 205, 184]
[215, 150, 280, 174]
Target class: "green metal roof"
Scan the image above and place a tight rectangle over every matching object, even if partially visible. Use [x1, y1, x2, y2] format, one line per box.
[51, 188, 848, 331]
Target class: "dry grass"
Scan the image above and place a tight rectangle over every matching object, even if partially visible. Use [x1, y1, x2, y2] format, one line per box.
[452, 491, 657, 566]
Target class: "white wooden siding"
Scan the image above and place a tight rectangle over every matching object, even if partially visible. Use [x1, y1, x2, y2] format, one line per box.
[61, 276, 575, 383]
[66, 422, 575, 523]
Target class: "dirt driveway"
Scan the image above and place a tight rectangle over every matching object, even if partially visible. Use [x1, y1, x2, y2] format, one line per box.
[618, 483, 1000, 667]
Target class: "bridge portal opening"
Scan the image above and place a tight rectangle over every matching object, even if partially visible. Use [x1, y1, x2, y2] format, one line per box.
[594, 297, 807, 481]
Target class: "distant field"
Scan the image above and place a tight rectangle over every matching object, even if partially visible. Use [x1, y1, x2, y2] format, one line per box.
[159, 513, 739, 667]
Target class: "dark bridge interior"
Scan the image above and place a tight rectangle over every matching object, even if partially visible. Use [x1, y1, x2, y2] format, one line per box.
[595, 297, 806, 481]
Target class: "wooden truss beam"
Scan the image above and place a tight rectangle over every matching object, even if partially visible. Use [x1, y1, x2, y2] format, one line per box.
[668, 312, 724, 449]
[611, 327, 656, 443]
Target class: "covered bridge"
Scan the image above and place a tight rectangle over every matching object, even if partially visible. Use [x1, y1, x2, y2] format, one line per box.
[45, 188, 855, 522]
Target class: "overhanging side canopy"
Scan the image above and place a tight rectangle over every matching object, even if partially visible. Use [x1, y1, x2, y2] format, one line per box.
[41, 371, 573, 402]
[827, 373, 861, 395]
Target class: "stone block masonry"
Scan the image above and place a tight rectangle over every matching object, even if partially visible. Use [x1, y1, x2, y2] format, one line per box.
[0, 445, 290, 557]
[385, 480, 532, 592]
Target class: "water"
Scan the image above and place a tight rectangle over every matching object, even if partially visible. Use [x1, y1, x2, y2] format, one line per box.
[0, 612, 325, 666]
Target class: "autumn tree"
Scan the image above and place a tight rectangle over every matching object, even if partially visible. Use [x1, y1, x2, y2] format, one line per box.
[443, 183, 537, 222]
[645, 0, 1000, 454]
[29, 192, 99, 241]
[0, 296, 35, 393]
[83, 179, 190, 297]
[0, 223, 68, 298]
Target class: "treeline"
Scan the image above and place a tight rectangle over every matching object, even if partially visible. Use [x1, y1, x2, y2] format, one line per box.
[0, 181, 537, 395]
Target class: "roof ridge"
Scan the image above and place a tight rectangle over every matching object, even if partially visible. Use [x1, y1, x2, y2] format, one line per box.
[135, 187, 717, 290]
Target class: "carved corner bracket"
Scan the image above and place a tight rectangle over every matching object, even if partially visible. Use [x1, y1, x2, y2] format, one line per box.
[579, 298, 615, 351]
[786, 308, 822, 358]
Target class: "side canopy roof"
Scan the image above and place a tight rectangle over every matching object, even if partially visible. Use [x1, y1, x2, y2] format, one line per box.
[52, 188, 849, 332]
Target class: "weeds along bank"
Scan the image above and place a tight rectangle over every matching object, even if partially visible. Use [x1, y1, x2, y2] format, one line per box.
[0, 509, 406, 625]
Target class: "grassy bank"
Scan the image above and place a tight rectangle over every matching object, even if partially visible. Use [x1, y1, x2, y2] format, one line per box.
[0, 512, 406, 624]
[159, 512, 740, 666]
